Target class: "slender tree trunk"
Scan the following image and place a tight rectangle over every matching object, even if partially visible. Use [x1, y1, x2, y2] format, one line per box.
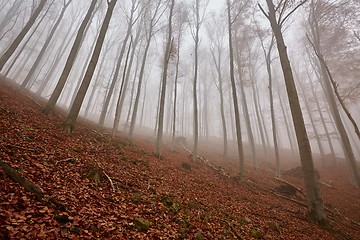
[227, 0, 244, 179]
[0, 0, 47, 72]
[21, 0, 72, 88]
[155, 0, 175, 156]
[113, 38, 132, 137]
[63, 0, 118, 133]
[263, 0, 327, 224]
[308, 78, 336, 164]
[42, 0, 97, 116]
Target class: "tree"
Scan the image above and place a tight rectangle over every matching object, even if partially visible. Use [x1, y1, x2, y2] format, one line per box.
[42, 0, 98, 116]
[207, 14, 228, 160]
[128, 0, 166, 141]
[226, 0, 246, 179]
[98, 0, 141, 127]
[258, 31, 281, 177]
[188, 0, 208, 161]
[155, 0, 175, 156]
[21, 0, 73, 89]
[0, 0, 47, 72]
[259, 0, 327, 224]
[306, 0, 360, 188]
[62, 0, 118, 133]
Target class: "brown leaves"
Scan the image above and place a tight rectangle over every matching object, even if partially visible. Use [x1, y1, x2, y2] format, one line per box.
[0, 78, 359, 239]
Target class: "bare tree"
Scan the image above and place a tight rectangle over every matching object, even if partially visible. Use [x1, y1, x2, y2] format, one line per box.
[21, 0, 73, 89]
[155, 0, 175, 156]
[62, 0, 118, 133]
[259, 0, 327, 224]
[98, 0, 141, 127]
[306, 0, 360, 188]
[42, 0, 98, 116]
[226, 0, 246, 179]
[0, 0, 47, 72]
[207, 14, 228, 160]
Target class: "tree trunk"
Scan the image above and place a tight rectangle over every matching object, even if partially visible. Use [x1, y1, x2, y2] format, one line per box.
[21, 0, 72, 89]
[0, 0, 47, 71]
[155, 0, 175, 156]
[264, 0, 327, 224]
[42, 0, 97, 116]
[62, 0, 117, 133]
[227, 0, 245, 179]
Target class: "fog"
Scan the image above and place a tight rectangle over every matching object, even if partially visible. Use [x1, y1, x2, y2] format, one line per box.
[1, 0, 359, 167]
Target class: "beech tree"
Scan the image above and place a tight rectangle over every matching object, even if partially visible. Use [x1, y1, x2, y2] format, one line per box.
[259, 0, 327, 224]
[21, 0, 73, 89]
[42, 0, 98, 116]
[0, 0, 47, 72]
[63, 0, 118, 133]
[155, 0, 175, 156]
[187, 0, 208, 160]
[226, 0, 246, 179]
[306, 0, 360, 188]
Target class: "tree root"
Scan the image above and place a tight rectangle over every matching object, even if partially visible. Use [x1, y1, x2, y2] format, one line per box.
[0, 158, 68, 212]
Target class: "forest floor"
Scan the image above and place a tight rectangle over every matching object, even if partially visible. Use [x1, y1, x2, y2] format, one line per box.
[0, 77, 360, 239]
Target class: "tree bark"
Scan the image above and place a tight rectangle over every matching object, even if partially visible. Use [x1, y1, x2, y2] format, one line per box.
[263, 0, 327, 225]
[62, 0, 118, 133]
[42, 0, 97, 116]
[21, 0, 72, 89]
[155, 0, 175, 156]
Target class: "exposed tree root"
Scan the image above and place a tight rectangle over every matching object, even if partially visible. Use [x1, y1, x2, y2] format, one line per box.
[0, 158, 67, 212]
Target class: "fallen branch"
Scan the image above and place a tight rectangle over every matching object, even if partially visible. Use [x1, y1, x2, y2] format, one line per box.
[270, 189, 308, 208]
[55, 158, 76, 166]
[103, 171, 115, 192]
[274, 177, 307, 198]
[93, 159, 115, 192]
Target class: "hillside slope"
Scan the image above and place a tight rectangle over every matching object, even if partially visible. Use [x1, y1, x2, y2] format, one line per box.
[0, 78, 359, 239]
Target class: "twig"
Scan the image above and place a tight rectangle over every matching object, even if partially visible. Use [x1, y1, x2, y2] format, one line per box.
[103, 171, 115, 192]
[93, 159, 115, 192]
[55, 158, 76, 166]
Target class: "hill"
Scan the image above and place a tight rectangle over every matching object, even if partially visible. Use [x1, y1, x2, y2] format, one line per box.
[0, 78, 359, 239]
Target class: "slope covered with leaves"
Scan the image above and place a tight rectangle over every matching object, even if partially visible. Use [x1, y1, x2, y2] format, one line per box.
[0, 78, 359, 239]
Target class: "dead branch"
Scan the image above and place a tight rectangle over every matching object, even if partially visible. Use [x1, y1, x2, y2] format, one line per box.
[55, 157, 76, 166]
[103, 171, 115, 192]
[274, 177, 307, 198]
[270, 189, 308, 208]
[5, 144, 36, 152]
[93, 158, 115, 192]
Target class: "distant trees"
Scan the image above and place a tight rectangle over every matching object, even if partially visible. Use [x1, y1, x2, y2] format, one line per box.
[306, 0, 360, 188]
[0, 0, 47, 72]
[42, 0, 98, 116]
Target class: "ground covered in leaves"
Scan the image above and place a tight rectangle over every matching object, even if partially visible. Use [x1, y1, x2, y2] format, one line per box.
[0, 78, 360, 239]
